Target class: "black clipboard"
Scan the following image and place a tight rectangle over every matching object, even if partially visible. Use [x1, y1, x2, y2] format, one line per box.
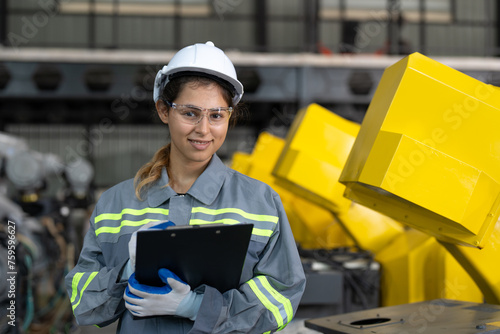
[135, 223, 253, 293]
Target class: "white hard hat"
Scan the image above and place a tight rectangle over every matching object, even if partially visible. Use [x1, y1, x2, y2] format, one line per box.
[153, 41, 244, 105]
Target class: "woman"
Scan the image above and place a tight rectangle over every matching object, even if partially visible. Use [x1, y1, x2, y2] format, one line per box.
[65, 41, 306, 333]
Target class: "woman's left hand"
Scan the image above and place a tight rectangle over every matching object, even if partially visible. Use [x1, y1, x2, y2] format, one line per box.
[124, 269, 192, 317]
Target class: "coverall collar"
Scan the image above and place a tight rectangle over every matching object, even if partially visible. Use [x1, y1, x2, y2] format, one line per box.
[147, 154, 228, 207]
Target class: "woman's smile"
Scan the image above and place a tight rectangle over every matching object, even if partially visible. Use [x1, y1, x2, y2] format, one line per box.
[188, 138, 213, 150]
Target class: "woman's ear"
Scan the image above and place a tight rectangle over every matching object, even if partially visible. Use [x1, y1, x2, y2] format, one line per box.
[156, 100, 169, 124]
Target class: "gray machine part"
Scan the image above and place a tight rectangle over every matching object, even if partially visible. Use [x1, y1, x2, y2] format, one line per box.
[305, 299, 500, 333]
[5, 151, 44, 190]
[299, 257, 380, 319]
[65, 158, 94, 198]
[5, 150, 64, 191]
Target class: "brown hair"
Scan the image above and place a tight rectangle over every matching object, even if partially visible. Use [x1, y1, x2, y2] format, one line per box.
[134, 75, 243, 200]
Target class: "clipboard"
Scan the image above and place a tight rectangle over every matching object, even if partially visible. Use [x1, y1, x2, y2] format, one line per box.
[135, 223, 253, 292]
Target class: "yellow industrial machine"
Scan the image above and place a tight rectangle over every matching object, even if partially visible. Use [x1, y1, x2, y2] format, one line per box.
[272, 103, 404, 254]
[231, 131, 352, 250]
[273, 104, 358, 214]
[232, 97, 483, 310]
[271, 102, 482, 306]
[340, 52, 500, 250]
[305, 53, 500, 332]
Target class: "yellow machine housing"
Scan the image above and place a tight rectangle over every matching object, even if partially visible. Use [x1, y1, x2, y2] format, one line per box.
[273, 103, 359, 214]
[272, 103, 403, 253]
[231, 131, 352, 249]
[339, 52, 500, 249]
[376, 228, 482, 306]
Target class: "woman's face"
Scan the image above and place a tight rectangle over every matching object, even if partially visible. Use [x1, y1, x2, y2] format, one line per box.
[156, 82, 230, 169]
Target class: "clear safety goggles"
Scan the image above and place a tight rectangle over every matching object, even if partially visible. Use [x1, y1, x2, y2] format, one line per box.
[164, 100, 232, 126]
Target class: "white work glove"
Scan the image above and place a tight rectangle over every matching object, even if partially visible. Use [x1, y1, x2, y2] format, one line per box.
[127, 220, 175, 273]
[123, 269, 203, 320]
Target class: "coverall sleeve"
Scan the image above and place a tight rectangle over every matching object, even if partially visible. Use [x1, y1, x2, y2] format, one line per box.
[190, 194, 306, 334]
[65, 214, 128, 327]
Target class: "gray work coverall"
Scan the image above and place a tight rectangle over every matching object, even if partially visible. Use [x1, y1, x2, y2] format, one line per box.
[66, 154, 306, 333]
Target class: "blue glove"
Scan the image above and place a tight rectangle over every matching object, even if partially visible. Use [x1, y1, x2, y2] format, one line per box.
[124, 269, 203, 320]
[127, 220, 175, 274]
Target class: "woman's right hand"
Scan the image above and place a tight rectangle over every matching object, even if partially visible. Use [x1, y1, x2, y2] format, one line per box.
[128, 220, 175, 272]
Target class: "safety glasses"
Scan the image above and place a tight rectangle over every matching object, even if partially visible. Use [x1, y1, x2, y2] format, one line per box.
[164, 100, 232, 126]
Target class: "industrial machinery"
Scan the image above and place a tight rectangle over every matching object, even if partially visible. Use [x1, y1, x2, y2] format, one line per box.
[0, 132, 94, 333]
[302, 53, 500, 332]
[231, 53, 493, 322]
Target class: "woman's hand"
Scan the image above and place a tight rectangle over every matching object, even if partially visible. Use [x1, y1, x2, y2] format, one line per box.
[128, 221, 175, 272]
[124, 269, 202, 320]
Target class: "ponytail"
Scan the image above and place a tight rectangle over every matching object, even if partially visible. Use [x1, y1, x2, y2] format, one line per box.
[134, 144, 171, 200]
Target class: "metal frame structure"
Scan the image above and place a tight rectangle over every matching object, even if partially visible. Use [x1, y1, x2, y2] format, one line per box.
[1, 0, 498, 55]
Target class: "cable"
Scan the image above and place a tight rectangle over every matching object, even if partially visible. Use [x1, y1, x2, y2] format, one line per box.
[22, 254, 34, 332]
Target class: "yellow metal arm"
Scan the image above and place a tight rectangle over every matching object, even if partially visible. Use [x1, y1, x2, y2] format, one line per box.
[440, 221, 500, 305]
[338, 51, 500, 303]
[271, 104, 404, 254]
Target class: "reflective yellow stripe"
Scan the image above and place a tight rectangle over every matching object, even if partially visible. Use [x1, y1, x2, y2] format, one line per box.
[248, 279, 283, 327]
[191, 207, 279, 224]
[95, 208, 169, 223]
[257, 276, 294, 327]
[70, 272, 84, 304]
[252, 228, 273, 237]
[71, 272, 98, 311]
[95, 219, 160, 236]
[190, 218, 240, 225]
[190, 219, 273, 237]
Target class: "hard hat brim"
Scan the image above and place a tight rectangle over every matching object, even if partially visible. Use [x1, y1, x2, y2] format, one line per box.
[165, 67, 243, 106]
